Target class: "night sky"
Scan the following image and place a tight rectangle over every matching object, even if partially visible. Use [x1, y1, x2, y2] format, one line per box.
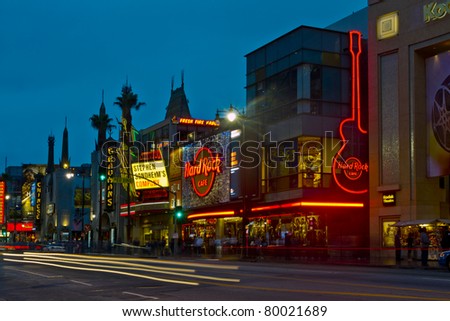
[0, 0, 367, 169]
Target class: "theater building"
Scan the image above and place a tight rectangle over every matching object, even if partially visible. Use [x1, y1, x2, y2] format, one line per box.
[121, 77, 220, 248]
[368, 0, 450, 257]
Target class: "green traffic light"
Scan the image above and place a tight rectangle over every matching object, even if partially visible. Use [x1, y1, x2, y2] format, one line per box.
[99, 173, 106, 181]
[175, 206, 183, 219]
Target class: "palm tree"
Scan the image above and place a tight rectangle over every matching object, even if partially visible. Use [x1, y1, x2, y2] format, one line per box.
[90, 112, 115, 150]
[114, 82, 145, 146]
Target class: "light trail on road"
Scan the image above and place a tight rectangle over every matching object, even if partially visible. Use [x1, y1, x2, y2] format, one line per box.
[1, 252, 241, 286]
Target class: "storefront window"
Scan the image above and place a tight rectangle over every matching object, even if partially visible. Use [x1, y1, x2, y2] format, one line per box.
[264, 136, 326, 193]
[248, 213, 327, 247]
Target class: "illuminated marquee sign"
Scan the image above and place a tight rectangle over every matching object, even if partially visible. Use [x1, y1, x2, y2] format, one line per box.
[424, 1, 450, 22]
[332, 30, 369, 194]
[0, 181, 5, 224]
[132, 161, 168, 190]
[106, 146, 115, 210]
[172, 116, 220, 127]
[184, 147, 222, 197]
[35, 180, 42, 222]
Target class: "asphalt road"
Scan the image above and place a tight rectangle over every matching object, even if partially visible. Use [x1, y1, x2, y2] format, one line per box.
[1, 251, 450, 301]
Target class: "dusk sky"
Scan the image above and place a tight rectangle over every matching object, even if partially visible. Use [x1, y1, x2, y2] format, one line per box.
[0, 0, 367, 170]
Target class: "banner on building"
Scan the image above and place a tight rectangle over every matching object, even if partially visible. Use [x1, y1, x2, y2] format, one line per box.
[427, 51, 450, 177]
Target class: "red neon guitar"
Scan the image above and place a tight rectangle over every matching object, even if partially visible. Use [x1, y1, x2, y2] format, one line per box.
[332, 30, 368, 194]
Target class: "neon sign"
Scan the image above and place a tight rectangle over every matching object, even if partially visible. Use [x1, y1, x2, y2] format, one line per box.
[0, 181, 5, 224]
[172, 116, 220, 127]
[106, 146, 115, 210]
[332, 30, 369, 194]
[184, 147, 222, 197]
[35, 181, 42, 222]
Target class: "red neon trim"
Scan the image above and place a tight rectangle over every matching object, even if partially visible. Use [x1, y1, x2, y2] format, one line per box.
[298, 201, 364, 208]
[187, 211, 235, 220]
[251, 205, 280, 212]
[252, 201, 364, 212]
[120, 202, 137, 209]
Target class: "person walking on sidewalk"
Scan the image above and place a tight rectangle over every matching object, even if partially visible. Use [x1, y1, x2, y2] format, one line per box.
[441, 226, 450, 251]
[407, 232, 414, 261]
[420, 227, 430, 266]
[395, 229, 402, 263]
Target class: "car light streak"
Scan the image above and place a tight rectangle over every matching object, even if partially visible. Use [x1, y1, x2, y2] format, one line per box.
[3, 252, 241, 284]
[22, 252, 240, 270]
[3, 257, 199, 286]
[19, 253, 196, 273]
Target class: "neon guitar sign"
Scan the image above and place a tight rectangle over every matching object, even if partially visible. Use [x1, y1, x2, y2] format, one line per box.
[332, 30, 369, 194]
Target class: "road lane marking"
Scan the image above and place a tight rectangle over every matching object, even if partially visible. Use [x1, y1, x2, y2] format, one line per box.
[70, 280, 93, 287]
[122, 291, 158, 300]
[5, 266, 63, 279]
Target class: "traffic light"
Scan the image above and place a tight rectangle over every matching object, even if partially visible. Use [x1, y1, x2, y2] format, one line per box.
[1, 229, 6, 237]
[174, 206, 184, 221]
[99, 166, 106, 181]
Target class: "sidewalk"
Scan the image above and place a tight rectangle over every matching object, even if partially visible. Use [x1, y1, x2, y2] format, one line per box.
[177, 252, 443, 270]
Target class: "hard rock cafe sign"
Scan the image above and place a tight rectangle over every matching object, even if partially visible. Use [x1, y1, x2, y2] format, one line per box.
[184, 147, 222, 197]
[332, 30, 369, 194]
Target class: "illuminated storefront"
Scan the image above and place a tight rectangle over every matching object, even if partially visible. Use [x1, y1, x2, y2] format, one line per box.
[182, 130, 242, 253]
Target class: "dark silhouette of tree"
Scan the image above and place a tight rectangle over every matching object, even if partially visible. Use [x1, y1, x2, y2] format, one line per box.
[114, 83, 145, 146]
[89, 112, 115, 150]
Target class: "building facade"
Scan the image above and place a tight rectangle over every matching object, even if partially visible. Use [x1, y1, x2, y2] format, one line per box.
[368, 0, 450, 258]
[241, 25, 370, 257]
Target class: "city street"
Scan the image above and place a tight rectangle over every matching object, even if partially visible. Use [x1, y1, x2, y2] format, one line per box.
[1, 252, 450, 301]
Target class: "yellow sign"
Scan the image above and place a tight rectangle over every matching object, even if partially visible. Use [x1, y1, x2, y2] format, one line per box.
[132, 161, 169, 190]
[377, 11, 399, 40]
[382, 193, 396, 206]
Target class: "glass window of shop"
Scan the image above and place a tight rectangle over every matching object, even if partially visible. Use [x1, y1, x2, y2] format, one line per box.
[248, 213, 327, 247]
[264, 136, 337, 193]
[180, 217, 242, 255]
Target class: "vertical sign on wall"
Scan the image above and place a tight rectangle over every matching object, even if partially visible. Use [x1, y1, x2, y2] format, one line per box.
[0, 181, 5, 224]
[332, 30, 369, 194]
[106, 146, 115, 211]
[35, 179, 42, 227]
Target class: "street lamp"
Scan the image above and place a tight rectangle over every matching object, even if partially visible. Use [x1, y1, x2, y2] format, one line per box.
[65, 166, 90, 250]
[221, 104, 250, 257]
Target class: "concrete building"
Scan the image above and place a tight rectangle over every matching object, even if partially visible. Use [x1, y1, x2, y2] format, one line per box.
[368, 0, 450, 258]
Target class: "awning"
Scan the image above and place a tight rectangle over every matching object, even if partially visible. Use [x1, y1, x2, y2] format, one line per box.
[392, 218, 450, 227]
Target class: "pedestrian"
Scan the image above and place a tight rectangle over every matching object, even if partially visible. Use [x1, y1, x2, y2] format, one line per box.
[419, 227, 430, 266]
[395, 229, 402, 262]
[406, 232, 414, 261]
[441, 226, 450, 251]
[194, 235, 203, 256]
